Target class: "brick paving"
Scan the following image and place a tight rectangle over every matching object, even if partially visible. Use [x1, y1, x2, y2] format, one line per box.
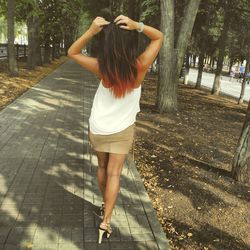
[0, 59, 171, 250]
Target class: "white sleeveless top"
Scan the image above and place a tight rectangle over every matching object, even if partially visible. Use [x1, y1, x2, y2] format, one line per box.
[89, 79, 141, 135]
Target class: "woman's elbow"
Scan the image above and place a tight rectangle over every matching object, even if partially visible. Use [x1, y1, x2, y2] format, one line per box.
[67, 48, 75, 58]
[67, 51, 73, 58]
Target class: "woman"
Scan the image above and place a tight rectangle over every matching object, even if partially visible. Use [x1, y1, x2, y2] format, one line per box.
[68, 14, 163, 244]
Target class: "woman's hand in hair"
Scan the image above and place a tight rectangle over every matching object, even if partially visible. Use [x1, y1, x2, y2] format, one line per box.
[114, 15, 139, 30]
[88, 16, 110, 36]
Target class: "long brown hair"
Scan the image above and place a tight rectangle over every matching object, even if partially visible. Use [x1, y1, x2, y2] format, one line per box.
[94, 15, 140, 98]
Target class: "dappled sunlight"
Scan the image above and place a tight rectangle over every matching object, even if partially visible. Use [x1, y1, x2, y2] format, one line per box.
[55, 128, 83, 144]
[27, 225, 79, 249]
[18, 98, 57, 111]
[54, 77, 80, 84]
[0, 60, 170, 249]
[153, 142, 174, 151]
[0, 176, 23, 221]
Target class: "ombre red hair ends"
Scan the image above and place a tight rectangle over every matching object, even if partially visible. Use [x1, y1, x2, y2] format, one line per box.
[94, 14, 141, 98]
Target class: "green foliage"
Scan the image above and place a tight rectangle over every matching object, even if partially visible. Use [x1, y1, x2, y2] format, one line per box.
[1, 0, 248, 62]
[190, 0, 250, 61]
[140, 0, 160, 24]
[0, 0, 7, 17]
[226, 0, 250, 61]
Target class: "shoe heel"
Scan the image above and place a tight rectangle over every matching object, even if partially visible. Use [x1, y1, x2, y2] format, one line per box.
[107, 232, 111, 238]
[98, 228, 105, 244]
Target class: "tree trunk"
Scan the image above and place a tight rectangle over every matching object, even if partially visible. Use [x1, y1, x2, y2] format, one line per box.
[193, 54, 197, 67]
[157, 0, 201, 113]
[110, 0, 124, 16]
[196, 52, 204, 89]
[44, 41, 51, 64]
[128, 0, 141, 51]
[238, 58, 249, 104]
[232, 101, 250, 185]
[52, 41, 56, 60]
[229, 57, 234, 74]
[34, 15, 42, 66]
[175, 0, 201, 77]
[211, 57, 215, 73]
[27, 15, 36, 70]
[207, 56, 210, 65]
[204, 56, 207, 64]
[183, 53, 190, 85]
[211, 57, 215, 67]
[128, 0, 140, 20]
[157, 0, 176, 113]
[211, 7, 230, 95]
[7, 0, 18, 76]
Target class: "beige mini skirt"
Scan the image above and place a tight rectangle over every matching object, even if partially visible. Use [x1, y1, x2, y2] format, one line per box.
[88, 123, 136, 154]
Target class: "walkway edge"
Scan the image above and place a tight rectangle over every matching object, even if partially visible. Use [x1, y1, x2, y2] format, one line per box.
[125, 155, 172, 250]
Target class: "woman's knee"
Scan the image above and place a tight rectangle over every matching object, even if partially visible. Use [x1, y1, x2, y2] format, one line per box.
[107, 166, 122, 177]
[96, 151, 109, 169]
[107, 162, 123, 177]
[106, 153, 126, 177]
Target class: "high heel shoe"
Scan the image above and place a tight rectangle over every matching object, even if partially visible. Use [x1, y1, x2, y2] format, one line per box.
[98, 222, 112, 244]
[100, 202, 105, 216]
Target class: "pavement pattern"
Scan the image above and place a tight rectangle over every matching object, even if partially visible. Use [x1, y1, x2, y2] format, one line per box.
[0, 60, 171, 250]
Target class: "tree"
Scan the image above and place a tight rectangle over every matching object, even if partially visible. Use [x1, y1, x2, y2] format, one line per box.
[7, 0, 18, 76]
[157, 0, 201, 113]
[232, 100, 250, 185]
[211, 0, 250, 96]
[229, 1, 250, 103]
[211, 0, 231, 95]
[190, 0, 219, 89]
[238, 58, 249, 104]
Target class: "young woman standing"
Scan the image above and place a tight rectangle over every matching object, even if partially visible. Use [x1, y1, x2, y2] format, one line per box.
[68, 14, 163, 244]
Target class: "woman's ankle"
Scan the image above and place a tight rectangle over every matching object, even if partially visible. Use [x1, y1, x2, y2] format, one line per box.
[102, 217, 111, 225]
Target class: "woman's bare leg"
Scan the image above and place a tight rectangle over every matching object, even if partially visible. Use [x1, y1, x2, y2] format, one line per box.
[102, 153, 126, 224]
[95, 151, 109, 202]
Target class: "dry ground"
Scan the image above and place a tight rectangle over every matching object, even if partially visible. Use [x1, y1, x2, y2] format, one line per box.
[0, 56, 68, 111]
[134, 73, 250, 250]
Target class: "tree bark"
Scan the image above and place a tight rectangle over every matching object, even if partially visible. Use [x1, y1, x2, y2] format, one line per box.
[229, 57, 234, 74]
[157, 0, 201, 113]
[183, 53, 190, 85]
[128, 0, 141, 51]
[238, 58, 249, 104]
[44, 41, 51, 64]
[175, 0, 201, 77]
[52, 41, 56, 60]
[196, 51, 204, 89]
[193, 54, 197, 67]
[211, 6, 230, 95]
[232, 101, 250, 185]
[157, 0, 176, 113]
[34, 15, 42, 66]
[7, 0, 18, 76]
[27, 15, 36, 70]
[211, 57, 214, 67]
[211, 57, 215, 72]
[128, 0, 140, 20]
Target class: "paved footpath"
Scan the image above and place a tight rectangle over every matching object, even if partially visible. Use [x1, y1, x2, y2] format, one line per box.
[0, 60, 171, 250]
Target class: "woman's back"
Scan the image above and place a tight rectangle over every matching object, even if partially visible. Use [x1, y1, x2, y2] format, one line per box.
[86, 15, 163, 135]
[89, 78, 141, 134]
